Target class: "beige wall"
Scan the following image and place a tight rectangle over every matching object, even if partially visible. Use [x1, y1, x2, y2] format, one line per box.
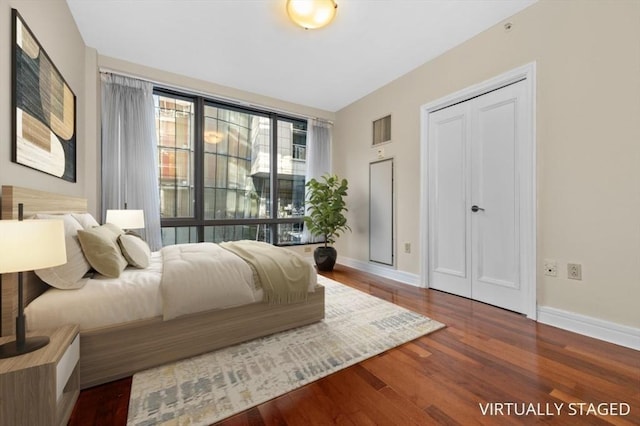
[333, 0, 640, 328]
[0, 0, 99, 212]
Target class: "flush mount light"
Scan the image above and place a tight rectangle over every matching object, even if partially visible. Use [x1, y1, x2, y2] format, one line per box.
[286, 0, 338, 30]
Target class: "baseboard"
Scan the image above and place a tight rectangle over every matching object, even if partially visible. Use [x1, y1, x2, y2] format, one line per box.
[337, 257, 422, 288]
[537, 306, 640, 351]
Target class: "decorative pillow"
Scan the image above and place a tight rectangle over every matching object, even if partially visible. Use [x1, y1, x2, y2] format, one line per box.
[117, 234, 151, 268]
[77, 223, 128, 278]
[71, 212, 100, 229]
[33, 214, 91, 290]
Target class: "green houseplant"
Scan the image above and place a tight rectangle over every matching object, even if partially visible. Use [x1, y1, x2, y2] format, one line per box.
[304, 174, 351, 271]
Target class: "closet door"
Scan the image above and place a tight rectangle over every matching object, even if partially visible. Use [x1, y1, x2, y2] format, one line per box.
[427, 80, 530, 314]
[470, 81, 528, 313]
[427, 102, 472, 297]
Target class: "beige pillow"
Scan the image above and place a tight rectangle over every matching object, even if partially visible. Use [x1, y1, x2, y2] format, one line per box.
[118, 234, 151, 268]
[34, 214, 90, 290]
[77, 223, 127, 278]
[71, 212, 100, 229]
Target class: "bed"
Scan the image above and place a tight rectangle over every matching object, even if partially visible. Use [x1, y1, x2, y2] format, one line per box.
[0, 185, 325, 389]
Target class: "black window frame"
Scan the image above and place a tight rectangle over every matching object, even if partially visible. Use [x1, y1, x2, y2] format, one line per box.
[154, 87, 307, 246]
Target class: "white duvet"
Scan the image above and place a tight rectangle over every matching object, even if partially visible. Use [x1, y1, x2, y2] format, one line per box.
[160, 243, 261, 321]
[26, 243, 316, 331]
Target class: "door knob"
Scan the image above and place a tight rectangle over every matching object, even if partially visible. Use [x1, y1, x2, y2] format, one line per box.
[471, 205, 485, 212]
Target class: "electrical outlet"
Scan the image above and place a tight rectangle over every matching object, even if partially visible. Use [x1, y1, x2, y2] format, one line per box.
[543, 259, 557, 277]
[568, 263, 582, 280]
[404, 242, 411, 254]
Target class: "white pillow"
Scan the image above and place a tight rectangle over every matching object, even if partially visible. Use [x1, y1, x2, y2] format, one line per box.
[117, 234, 151, 269]
[34, 214, 91, 290]
[71, 212, 100, 229]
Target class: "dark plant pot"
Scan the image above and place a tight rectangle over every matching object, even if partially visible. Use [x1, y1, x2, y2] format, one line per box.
[314, 246, 337, 271]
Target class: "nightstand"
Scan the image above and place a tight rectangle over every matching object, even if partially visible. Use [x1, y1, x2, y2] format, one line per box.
[0, 324, 80, 426]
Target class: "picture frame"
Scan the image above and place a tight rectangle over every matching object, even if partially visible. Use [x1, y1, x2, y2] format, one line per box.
[12, 8, 77, 182]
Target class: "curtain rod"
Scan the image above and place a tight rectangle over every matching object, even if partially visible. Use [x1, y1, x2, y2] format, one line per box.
[99, 67, 332, 124]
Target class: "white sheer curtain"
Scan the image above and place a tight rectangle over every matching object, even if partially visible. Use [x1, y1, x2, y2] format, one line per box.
[101, 73, 162, 250]
[302, 118, 332, 243]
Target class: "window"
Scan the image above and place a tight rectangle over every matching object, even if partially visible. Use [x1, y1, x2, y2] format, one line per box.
[155, 94, 195, 219]
[154, 89, 308, 246]
[292, 121, 307, 160]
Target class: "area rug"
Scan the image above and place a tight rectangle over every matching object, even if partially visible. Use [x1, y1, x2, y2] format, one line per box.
[127, 276, 445, 426]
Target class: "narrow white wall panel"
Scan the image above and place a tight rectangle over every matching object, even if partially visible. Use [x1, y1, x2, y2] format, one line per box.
[369, 159, 393, 265]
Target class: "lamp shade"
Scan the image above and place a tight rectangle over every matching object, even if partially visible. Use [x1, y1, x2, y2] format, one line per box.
[286, 0, 338, 29]
[0, 219, 67, 273]
[105, 209, 145, 229]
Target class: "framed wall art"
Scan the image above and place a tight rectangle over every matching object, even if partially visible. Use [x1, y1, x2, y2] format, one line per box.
[12, 9, 76, 182]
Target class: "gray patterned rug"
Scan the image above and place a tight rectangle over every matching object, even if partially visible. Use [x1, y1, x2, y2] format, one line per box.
[127, 276, 445, 426]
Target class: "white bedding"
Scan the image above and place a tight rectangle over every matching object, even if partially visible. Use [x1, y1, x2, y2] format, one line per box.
[26, 252, 165, 331]
[26, 245, 317, 331]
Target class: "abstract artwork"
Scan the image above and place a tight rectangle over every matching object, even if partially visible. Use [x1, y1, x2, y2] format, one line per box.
[12, 9, 76, 182]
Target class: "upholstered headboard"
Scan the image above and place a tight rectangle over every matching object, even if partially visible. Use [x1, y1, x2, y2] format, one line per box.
[1, 185, 88, 337]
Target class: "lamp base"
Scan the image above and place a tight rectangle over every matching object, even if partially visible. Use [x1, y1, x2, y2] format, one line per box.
[0, 336, 49, 359]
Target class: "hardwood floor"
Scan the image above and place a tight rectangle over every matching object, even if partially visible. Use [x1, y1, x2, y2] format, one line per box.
[69, 265, 640, 425]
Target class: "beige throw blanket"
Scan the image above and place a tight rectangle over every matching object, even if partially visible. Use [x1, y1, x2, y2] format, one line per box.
[220, 240, 311, 304]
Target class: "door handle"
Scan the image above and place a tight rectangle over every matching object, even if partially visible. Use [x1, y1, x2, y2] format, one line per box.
[471, 205, 485, 212]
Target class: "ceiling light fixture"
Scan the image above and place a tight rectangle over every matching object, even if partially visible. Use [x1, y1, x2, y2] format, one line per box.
[286, 0, 338, 30]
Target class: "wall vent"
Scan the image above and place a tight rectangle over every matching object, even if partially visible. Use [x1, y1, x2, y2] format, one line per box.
[372, 115, 391, 146]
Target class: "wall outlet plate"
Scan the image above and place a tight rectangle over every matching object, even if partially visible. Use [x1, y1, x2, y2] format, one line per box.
[568, 263, 582, 280]
[543, 259, 557, 277]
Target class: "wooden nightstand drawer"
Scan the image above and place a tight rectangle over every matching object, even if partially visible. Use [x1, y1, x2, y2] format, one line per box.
[56, 333, 80, 402]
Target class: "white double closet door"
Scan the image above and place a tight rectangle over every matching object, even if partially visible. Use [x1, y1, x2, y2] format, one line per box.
[427, 80, 531, 314]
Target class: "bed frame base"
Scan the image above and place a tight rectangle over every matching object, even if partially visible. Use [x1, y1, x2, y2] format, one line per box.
[81, 286, 324, 388]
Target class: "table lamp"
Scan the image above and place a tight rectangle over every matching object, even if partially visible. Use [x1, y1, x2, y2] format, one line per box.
[105, 209, 145, 230]
[0, 204, 66, 358]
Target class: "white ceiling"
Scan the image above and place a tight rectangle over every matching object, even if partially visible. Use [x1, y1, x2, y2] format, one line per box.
[66, 0, 537, 112]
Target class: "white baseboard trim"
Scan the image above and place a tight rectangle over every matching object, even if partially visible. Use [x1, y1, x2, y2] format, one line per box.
[337, 257, 423, 288]
[537, 306, 640, 351]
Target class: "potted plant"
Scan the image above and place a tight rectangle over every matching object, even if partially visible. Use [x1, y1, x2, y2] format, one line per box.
[304, 174, 351, 271]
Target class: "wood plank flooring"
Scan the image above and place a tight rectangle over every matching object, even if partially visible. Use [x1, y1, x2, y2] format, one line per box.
[68, 265, 640, 425]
